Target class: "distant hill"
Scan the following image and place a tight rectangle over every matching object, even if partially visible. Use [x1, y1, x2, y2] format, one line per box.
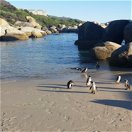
[0, 0, 16, 10]
[0, 0, 83, 27]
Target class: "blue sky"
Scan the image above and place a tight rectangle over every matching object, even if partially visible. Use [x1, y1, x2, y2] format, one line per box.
[7, 0, 131, 23]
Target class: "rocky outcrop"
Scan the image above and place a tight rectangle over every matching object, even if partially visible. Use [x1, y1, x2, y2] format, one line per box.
[78, 21, 105, 41]
[75, 19, 131, 62]
[0, 18, 10, 27]
[49, 26, 58, 33]
[0, 18, 46, 41]
[30, 31, 43, 38]
[59, 26, 78, 33]
[45, 30, 52, 35]
[75, 21, 105, 50]
[103, 20, 130, 44]
[124, 22, 132, 43]
[93, 41, 121, 60]
[109, 42, 132, 67]
[26, 16, 42, 29]
[0, 26, 29, 41]
[0, 18, 29, 41]
[14, 21, 36, 28]
[41, 26, 52, 35]
[20, 27, 46, 38]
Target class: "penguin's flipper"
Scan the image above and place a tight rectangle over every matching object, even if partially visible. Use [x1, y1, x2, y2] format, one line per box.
[89, 86, 92, 90]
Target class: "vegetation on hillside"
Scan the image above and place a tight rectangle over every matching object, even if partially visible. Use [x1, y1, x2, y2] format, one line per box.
[0, 1, 82, 27]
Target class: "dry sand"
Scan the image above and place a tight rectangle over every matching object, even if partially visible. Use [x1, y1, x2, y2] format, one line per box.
[1, 73, 132, 131]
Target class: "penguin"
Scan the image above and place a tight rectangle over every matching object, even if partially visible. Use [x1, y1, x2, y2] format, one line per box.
[86, 76, 92, 86]
[67, 80, 74, 89]
[96, 61, 100, 70]
[89, 81, 97, 94]
[81, 68, 88, 73]
[5, 29, 7, 35]
[116, 75, 121, 84]
[124, 79, 131, 90]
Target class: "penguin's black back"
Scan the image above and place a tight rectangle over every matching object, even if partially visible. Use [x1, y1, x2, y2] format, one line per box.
[67, 80, 74, 88]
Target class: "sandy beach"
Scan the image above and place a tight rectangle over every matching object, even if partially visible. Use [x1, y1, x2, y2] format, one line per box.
[1, 72, 132, 132]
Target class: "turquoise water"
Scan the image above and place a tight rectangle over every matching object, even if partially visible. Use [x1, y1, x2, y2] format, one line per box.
[0, 33, 132, 83]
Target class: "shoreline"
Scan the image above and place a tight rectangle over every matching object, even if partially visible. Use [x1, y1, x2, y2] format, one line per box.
[1, 71, 132, 131]
[1, 67, 132, 84]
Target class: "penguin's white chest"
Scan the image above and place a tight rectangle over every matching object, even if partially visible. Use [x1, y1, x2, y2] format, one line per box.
[87, 78, 92, 85]
[92, 84, 96, 90]
[69, 83, 72, 88]
[117, 76, 121, 82]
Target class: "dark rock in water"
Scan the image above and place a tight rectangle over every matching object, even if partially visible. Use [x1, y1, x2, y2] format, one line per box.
[0, 35, 19, 41]
[124, 22, 132, 43]
[76, 40, 104, 51]
[103, 20, 130, 44]
[75, 21, 105, 50]
[109, 42, 132, 67]
[78, 21, 105, 41]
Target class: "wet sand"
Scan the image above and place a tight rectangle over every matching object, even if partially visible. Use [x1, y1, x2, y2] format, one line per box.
[1, 72, 132, 131]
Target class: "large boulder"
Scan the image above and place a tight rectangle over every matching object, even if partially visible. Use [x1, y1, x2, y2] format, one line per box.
[30, 31, 43, 38]
[14, 21, 36, 28]
[75, 21, 105, 50]
[124, 22, 132, 43]
[41, 27, 52, 35]
[0, 18, 10, 27]
[0, 18, 29, 41]
[0, 26, 29, 41]
[93, 46, 110, 60]
[109, 42, 132, 67]
[26, 16, 42, 29]
[20, 27, 45, 38]
[78, 21, 105, 41]
[49, 26, 58, 33]
[103, 20, 130, 44]
[93, 41, 121, 60]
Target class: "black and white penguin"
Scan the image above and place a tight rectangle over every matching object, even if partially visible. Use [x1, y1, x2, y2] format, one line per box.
[89, 81, 97, 94]
[81, 68, 88, 73]
[125, 79, 131, 90]
[96, 61, 100, 70]
[86, 76, 92, 86]
[116, 75, 121, 84]
[67, 80, 74, 89]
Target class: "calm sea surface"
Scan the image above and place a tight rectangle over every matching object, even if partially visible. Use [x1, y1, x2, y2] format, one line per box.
[0, 33, 132, 83]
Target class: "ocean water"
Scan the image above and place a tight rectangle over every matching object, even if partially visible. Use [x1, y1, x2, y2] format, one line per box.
[0, 33, 132, 83]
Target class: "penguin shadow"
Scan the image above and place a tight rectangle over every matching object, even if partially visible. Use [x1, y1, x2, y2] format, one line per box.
[74, 81, 88, 88]
[38, 89, 90, 94]
[96, 81, 114, 84]
[37, 84, 67, 89]
[37, 83, 91, 94]
[97, 86, 125, 92]
[91, 99, 132, 110]
[98, 88, 126, 93]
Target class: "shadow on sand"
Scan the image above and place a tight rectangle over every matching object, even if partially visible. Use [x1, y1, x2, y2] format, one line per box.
[91, 99, 132, 110]
[38, 89, 90, 94]
[38, 84, 66, 89]
[37, 83, 90, 94]
[96, 81, 114, 84]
